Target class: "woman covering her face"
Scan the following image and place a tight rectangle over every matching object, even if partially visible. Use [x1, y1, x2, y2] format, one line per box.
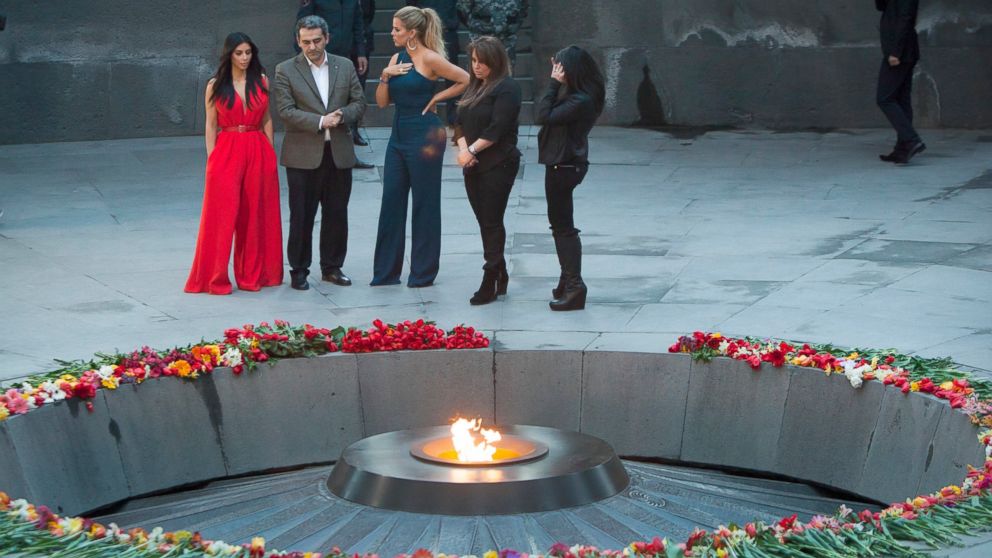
[535, 45, 605, 311]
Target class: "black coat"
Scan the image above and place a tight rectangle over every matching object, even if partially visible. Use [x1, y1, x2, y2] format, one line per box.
[535, 81, 598, 166]
[876, 0, 920, 63]
[297, 0, 367, 58]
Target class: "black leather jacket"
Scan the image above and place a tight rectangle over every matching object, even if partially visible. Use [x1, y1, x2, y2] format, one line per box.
[536, 81, 597, 166]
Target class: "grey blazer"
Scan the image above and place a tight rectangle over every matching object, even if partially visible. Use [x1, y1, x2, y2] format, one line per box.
[273, 52, 367, 170]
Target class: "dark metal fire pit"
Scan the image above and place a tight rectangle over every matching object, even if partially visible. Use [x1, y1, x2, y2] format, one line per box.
[326, 425, 629, 515]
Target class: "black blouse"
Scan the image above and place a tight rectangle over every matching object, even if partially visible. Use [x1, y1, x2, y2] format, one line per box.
[535, 80, 597, 165]
[455, 77, 522, 174]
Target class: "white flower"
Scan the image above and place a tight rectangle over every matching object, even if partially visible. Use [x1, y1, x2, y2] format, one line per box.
[221, 347, 243, 367]
[718, 339, 731, 353]
[39, 380, 67, 403]
[841, 360, 868, 388]
[97, 365, 116, 380]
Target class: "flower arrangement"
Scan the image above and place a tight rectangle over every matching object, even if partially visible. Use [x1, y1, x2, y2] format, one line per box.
[3, 330, 992, 556]
[0, 319, 489, 421]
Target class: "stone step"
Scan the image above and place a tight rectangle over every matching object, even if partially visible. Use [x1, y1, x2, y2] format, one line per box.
[359, 100, 536, 127]
[371, 29, 532, 57]
[371, 6, 533, 33]
[367, 51, 534, 78]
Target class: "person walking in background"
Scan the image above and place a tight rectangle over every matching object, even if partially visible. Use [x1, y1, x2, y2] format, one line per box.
[297, 0, 375, 168]
[457, 0, 528, 65]
[876, 0, 925, 164]
[353, 0, 376, 147]
[454, 37, 521, 305]
[407, 0, 462, 128]
[535, 46, 604, 311]
[370, 6, 469, 288]
[185, 32, 284, 295]
[274, 16, 367, 291]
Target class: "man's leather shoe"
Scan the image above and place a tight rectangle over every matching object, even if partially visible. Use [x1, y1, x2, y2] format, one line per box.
[879, 148, 901, 163]
[322, 269, 352, 286]
[354, 158, 374, 169]
[893, 140, 926, 164]
[352, 130, 369, 147]
[290, 275, 309, 290]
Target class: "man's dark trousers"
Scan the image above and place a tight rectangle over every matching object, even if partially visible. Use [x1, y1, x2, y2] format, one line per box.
[876, 59, 919, 145]
[286, 143, 352, 280]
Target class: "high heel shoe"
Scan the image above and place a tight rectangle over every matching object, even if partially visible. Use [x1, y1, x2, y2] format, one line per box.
[470, 270, 499, 305]
[497, 266, 509, 296]
[549, 277, 586, 311]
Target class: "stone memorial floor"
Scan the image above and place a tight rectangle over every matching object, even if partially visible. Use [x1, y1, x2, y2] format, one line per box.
[1, 127, 990, 383]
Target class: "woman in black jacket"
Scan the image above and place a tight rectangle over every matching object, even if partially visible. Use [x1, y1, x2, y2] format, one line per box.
[535, 45, 604, 311]
[455, 36, 523, 305]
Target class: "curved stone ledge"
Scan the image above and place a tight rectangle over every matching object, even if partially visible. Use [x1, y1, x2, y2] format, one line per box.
[0, 350, 984, 515]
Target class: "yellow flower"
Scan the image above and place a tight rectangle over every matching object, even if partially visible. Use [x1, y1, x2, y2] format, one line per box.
[712, 332, 723, 339]
[870, 356, 878, 369]
[910, 381, 921, 392]
[847, 352, 859, 360]
[912, 496, 928, 508]
[484, 551, 499, 558]
[717, 550, 727, 558]
[101, 377, 120, 390]
[169, 360, 193, 378]
[59, 374, 77, 382]
[67, 517, 84, 534]
[940, 381, 954, 391]
[172, 530, 193, 544]
[0, 406, 9, 421]
[251, 537, 266, 551]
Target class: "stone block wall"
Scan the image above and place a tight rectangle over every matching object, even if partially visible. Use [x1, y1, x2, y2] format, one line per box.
[0, 349, 984, 516]
[530, 0, 992, 129]
[1, 1, 989, 143]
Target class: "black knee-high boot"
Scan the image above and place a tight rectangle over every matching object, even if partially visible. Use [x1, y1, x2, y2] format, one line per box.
[550, 235, 586, 311]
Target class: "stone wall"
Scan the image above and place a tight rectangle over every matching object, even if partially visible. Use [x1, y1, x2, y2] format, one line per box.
[0, 1, 989, 143]
[0, 349, 983, 515]
[530, 0, 992, 128]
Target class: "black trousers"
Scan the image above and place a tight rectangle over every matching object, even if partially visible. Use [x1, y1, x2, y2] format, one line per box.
[464, 158, 519, 271]
[876, 58, 920, 144]
[286, 143, 352, 278]
[545, 163, 588, 237]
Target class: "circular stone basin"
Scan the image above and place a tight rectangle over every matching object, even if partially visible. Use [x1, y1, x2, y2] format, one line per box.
[327, 425, 628, 515]
[411, 432, 549, 466]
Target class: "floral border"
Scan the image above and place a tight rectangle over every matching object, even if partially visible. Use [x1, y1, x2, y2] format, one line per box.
[3, 329, 992, 557]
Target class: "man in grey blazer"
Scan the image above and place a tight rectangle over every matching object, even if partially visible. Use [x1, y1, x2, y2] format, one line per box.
[275, 15, 367, 290]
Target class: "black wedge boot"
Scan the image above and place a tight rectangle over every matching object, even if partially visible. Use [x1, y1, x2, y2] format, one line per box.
[470, 269, 499, 305]
[497, 262, 509, 296]
[549, 235, 587, 311]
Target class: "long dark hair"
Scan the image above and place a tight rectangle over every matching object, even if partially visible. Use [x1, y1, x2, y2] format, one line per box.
[554, 45, 605, 114]
[209, 32, 266, 110]
[458, 36, 511, 110]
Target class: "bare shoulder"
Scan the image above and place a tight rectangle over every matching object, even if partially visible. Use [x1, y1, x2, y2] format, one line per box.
[422, 49, 445, 66]
[205, 78, 217, 94]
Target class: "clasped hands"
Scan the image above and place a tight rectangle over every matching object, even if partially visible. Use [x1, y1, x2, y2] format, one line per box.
[457, 147, 478, 169]
[320, 109, 344, 129]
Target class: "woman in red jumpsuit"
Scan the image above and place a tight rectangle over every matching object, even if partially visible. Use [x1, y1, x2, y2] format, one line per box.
[185, 32, 284, 295]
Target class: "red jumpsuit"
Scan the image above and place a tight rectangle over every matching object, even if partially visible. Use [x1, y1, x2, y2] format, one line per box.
[185, 88, 284, 294]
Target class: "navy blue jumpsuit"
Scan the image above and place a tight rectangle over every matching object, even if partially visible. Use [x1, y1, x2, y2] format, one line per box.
[370, 50, 446, 287]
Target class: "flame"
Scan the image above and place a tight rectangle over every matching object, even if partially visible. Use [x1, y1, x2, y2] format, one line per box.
[450, 418, 502, 462]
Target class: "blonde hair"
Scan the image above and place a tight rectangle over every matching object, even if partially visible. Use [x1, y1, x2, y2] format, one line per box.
[394, 6, 446, 59]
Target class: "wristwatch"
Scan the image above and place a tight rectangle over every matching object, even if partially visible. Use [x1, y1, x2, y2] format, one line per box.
[467, 145, 478, 157]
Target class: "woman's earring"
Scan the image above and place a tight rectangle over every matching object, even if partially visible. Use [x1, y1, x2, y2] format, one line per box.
[407, 39, 418, 51]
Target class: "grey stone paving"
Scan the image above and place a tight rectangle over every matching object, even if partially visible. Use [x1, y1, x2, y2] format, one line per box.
[1, 127, 991, 382]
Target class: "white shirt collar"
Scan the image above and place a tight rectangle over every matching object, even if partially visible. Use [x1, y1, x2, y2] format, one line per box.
[306, 52, 328, 70]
